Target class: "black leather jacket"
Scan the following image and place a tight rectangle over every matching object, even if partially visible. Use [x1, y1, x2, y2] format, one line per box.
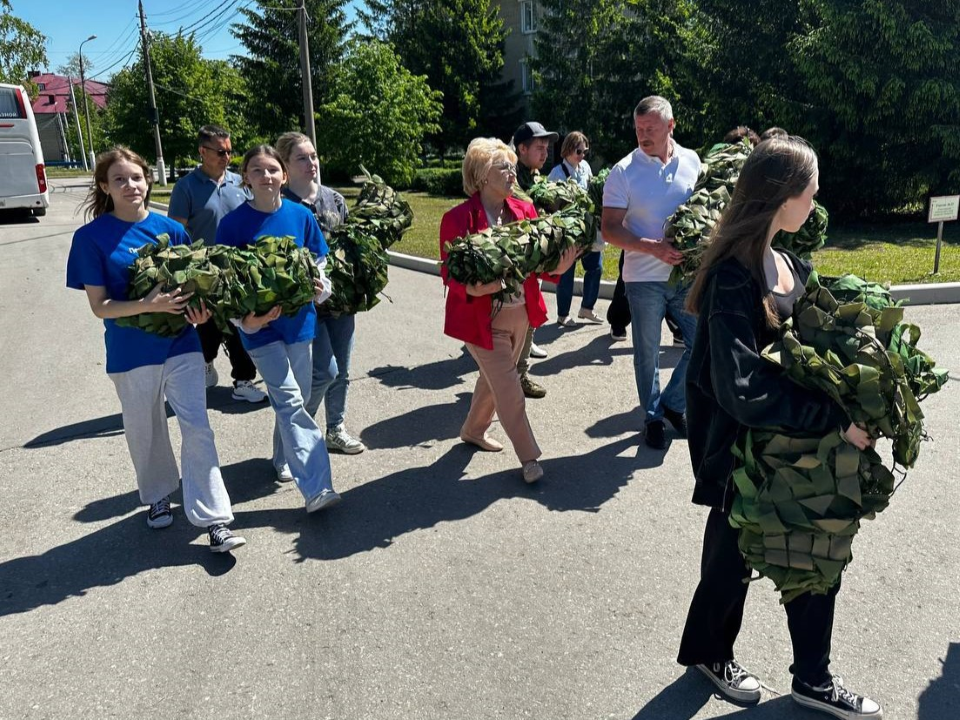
[686, 251, 848, 510]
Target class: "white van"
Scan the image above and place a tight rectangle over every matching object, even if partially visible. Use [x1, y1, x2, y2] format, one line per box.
[0, 83, 50, 217]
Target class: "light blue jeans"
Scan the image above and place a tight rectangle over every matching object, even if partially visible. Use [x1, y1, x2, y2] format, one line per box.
[305, 313, 355, 431]
[624, 281, 697, 425]
[247, 340, 333, 501]
[556, 249, 603, 317]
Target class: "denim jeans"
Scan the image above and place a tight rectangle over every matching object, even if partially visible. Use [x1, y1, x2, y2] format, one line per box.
[624, 281, 697, 424]
[305, 313, 355, 430]
[556, 250, 603, 317]
[247, 340, 333, 501]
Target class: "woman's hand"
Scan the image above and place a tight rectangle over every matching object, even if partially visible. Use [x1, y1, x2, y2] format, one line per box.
[241, 306, 282, 332]
[184, 299, 212, 325]
[144, 283, 193, 315]
[554, 246, 581, 275]
[840, 422, 874, 450]
[466, 279, 504, 297]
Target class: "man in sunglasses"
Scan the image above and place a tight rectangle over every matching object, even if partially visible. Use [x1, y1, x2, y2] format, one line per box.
[168, 124, 267, 403]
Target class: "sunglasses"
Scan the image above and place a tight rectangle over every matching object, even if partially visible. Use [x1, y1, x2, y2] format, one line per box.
[202, 146, 233, 157]
[575, 147, 589, 156]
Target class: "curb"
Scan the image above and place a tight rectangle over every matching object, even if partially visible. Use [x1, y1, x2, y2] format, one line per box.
[147, 200, 960, 306]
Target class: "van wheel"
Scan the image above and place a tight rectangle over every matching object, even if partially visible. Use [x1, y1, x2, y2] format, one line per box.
[32, 207, 46, 217]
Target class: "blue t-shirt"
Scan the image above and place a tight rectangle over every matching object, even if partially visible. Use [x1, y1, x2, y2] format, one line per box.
[66, 212, 202, 374]
[168, 167, 248, 246]
[215, 199, 328, 350]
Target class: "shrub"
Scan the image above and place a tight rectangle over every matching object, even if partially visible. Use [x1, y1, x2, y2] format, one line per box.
[412, 168, 463, 196]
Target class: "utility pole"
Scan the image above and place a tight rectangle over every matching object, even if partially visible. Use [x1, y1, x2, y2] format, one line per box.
[79, 35, 97, 169]
[55, 111, 71, 163]
[138, 0, 167, 186]
[68, 78, 88, 171]
[298, 0, 316, 145]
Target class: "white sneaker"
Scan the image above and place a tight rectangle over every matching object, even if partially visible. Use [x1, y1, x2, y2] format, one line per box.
[557, 316, 576, 328]
[306, 489, 342, 513]
[326, 425, 366, 454]
[204, 362, 219, 388]
[232, 380, 268, 403]
[529, 342, 548, 359]
[276, 463, 294, 483]
[578, 308, 603, 324]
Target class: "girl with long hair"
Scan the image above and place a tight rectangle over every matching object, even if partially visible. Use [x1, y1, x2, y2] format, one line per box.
[276, 131, 366, 457]
[677, 137, 881, 718]
[66, 146, 245, 552]
[215, 145, 341, 513]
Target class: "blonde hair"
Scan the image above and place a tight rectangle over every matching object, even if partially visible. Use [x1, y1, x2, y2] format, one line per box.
[81, 146, 153, 221]
[276, 131, 313, 165]
[560, 131, 589, 159]
[462, 137, 517, 196]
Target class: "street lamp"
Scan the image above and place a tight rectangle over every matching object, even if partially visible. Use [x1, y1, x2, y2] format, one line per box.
[79, 34, 97, 171]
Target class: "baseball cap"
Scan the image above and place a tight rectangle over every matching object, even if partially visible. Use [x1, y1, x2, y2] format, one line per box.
[511, 121, 559, 147]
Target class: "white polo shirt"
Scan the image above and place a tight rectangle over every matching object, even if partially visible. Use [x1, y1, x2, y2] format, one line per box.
[603, 143, 700, 282]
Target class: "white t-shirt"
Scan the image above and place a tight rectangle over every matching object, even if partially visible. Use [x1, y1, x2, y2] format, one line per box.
[603, 143, 700, 282]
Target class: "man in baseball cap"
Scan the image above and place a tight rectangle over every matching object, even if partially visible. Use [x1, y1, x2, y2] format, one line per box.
[509, 120, 559, 398]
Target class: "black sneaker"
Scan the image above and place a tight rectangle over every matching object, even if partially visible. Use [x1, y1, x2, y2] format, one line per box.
[791, 675, 882, 719]
[208, 523, 247, 553]
[146, 497, 173, 529]
[645, 420, 667, 449]
[663, 407, 688, 437]
[696, 660, 762, 704]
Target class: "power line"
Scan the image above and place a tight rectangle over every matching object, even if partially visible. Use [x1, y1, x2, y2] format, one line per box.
[87, 43, 140, 82]
[151, 0, 221, 27]
[193, 0, 255, 45]
[179, 0, 239, 35]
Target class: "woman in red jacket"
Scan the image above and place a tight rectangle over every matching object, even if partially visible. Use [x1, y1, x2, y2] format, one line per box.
[440, 137, 577, 484]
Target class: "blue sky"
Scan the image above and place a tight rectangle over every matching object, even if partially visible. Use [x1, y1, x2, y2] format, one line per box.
[17, 0, 361, 79]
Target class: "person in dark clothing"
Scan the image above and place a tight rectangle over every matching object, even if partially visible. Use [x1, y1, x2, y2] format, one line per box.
[676, 137, 882, 718]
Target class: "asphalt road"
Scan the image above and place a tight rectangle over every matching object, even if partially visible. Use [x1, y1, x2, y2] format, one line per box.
[0, 181, 957, 720]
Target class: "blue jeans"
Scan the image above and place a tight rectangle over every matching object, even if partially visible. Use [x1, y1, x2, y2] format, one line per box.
[305, 313, 355, 430]
[247, 340, 333, 500]
[556, 250, 603, 317]
[624, 281, 697, 425]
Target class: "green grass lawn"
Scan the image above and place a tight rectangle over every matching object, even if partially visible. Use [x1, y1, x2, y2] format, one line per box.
[350, 186, 959, 286]
[45, 167, 92, 178]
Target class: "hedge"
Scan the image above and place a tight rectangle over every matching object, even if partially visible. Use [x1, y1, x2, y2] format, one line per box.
[412, 167, 463, 197]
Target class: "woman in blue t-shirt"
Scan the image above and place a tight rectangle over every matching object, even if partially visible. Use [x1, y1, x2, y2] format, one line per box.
[215, 145, 341, 514]
[66, 146, 245, 553]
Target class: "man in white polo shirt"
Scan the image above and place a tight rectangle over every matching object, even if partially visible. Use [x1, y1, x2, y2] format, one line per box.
[601, 96, 700, 450]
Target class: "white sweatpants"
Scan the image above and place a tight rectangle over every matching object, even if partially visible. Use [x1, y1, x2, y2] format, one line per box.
[109, 351, 234, 527]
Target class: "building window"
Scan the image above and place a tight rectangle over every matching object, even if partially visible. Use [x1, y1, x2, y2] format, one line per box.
[37, 83, 45, 90]
[520, 0, 537, 34]
[520, 58, 535, 95]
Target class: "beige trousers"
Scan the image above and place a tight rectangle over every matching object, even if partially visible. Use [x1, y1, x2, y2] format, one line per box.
[462, 306, 541, 463]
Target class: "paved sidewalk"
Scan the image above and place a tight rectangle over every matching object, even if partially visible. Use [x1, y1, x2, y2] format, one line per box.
[0, 183, 956, 719]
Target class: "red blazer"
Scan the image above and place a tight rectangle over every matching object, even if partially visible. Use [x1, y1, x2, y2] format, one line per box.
[440, 193, 553, 350]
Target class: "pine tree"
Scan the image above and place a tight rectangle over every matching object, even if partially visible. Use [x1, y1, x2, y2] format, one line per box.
[231, 0, 352, 143]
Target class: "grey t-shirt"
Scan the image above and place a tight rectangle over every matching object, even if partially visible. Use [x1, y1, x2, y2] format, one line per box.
[168, 167, 248, 245]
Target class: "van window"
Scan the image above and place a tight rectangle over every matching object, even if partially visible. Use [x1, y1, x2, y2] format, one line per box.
[0, 86, 25, 119]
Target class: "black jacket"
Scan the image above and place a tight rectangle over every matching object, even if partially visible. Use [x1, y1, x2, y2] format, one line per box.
[686, 252, 848, 510]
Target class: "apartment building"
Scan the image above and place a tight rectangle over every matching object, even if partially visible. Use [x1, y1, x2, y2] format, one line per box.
[495, 0, 540, 115]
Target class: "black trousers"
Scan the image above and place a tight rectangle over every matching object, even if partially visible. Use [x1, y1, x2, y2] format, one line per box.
[605, 249, 682, 337]
[677, 507, 839, 686]
[197, 321, 257, 383]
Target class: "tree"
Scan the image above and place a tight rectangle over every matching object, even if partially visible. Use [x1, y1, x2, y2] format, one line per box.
[531, 0, 707, 167]
[792, 0, 960, 215]
[315, 40, 442, 187]
[231, 0, 352, 143]
[57, 52, 94, 81]
[105, 32, 249, 172]
[362, 0, 513, 155]
[0, 0, 47, 93]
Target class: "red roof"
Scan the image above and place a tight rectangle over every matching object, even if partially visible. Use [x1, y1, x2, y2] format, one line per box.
[29, 73, 109, 115]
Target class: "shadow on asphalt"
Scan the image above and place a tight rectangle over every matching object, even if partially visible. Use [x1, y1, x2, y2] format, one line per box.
[532, 335, 686, 378]
[229, 434, 663, 561]
[630, 667, 810, 719]
[917, 641, 959, 719]
[0, 210, 40, 225]
[361, 392, 472, 449]
[368, 348, 476, 391]
[22, 391, 268, 448]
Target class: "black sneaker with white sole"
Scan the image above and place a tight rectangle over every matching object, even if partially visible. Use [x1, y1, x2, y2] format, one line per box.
[208, 524, 246, 553]
[696, 660, 762, 704]
[146, 497, 173, 529]
[791, 675, 882, 719]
